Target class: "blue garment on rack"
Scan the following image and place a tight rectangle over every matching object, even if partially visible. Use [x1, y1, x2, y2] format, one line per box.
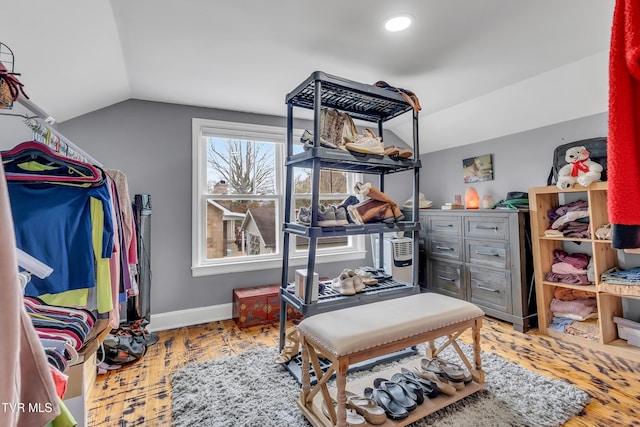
[8, 181, 113, 296]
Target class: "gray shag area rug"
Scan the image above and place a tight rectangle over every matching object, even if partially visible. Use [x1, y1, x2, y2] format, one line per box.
[171, 341, 590, 427]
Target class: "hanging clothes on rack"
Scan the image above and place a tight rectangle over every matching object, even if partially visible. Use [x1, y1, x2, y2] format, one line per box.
[22, 118, 99, 165]
[2, 141, 139, 329]
[106, 169, 138, 295]
[0, 160, 59, 427]
[25, 296, 96, 370]
[2, 140, 103, 184]
[3, 142, 115, 300]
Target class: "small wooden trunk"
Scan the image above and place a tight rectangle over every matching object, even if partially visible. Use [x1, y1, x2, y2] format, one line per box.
[232, 285, 302, 328]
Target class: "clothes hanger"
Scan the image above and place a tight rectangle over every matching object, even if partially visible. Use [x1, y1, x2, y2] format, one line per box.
[0, 111, 35, 119]
[3, 160, 104, 187]
[2, 141, 103, 184]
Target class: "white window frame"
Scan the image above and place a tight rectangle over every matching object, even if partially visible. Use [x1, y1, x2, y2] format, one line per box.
[191, 118, 365, 277]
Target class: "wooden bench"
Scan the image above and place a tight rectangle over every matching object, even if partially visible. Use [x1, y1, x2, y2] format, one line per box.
[296, 293, 485, 427]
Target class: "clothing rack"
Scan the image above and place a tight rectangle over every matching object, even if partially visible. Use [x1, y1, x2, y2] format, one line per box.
[15, 97, 102, 166]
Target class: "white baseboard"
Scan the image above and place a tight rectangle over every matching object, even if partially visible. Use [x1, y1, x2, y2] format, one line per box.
[148, 303, 233, 332]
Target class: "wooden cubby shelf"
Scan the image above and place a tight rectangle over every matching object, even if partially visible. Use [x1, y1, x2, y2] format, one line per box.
[529, 182, 640, 361]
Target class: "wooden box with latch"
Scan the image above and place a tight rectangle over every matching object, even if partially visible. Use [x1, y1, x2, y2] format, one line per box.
[232, 284, 302, 328]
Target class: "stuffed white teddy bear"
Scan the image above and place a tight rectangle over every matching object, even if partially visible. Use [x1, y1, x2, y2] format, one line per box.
[556, 146, 603, 190]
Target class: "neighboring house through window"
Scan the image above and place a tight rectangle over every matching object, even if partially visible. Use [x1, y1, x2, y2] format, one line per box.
[241, 207, 276, 256]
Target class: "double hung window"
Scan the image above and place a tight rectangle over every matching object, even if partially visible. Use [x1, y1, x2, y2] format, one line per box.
[191, 118, 364, 276]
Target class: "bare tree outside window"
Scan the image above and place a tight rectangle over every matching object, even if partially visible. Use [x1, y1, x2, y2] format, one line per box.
[294, 169, 347, 209]
[207, 138, 275, 195]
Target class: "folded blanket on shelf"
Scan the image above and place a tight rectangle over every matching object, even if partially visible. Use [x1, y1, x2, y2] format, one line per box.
[558, 221, 591, 239]
[552, 262, 588, 275]
[565, 319, 600, 342]
[548, 200, 589, 221]
[550, 297, 598, 319]
[549, 316, 576, 332]
[605, 266, 640, 281]
[599, 273, 640, 296]
[554, 287, 595, 301]
[552, 250, 590, 269]
[551, 210, 590, 229]
[545, 272, 591, 285]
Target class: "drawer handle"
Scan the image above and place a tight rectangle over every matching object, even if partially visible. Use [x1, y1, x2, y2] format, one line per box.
[476, 285, 499, 292]
[474, 250, 500, 257]
[436, 224, 454, 228]
[436, 245, 454, 251]
[437, 275, 456, 282]
[476, 225, 498, 233]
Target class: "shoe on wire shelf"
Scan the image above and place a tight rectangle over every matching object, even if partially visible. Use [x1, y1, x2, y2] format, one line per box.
[300, 129, 337, 149]
[345, 129, 385, 155]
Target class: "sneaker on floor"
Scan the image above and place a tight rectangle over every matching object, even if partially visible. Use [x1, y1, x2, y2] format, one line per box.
[300, 129, 337, 149]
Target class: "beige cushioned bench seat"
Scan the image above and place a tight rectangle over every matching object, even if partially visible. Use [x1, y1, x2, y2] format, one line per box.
[297, 293, 484, 358]
[296, 293, 486, 427]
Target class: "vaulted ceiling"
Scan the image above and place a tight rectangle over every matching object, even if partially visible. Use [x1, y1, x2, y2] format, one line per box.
[2, 0, 614, 153]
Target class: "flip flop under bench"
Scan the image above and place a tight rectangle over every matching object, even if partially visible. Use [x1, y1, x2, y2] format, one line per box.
[296, 293, 486, 427]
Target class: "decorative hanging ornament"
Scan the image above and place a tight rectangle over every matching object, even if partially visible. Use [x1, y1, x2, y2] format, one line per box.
[0, 42, 29, 109]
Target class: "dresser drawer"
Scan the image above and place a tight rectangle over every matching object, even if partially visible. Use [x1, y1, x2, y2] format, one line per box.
[428, 216, 462, 236]
[468, 266, 511, 313]
[428, 236, 463, 261]
[428, 259, 464, 299]
[465, 216, 508, 239]
[466, 240, 509, 269]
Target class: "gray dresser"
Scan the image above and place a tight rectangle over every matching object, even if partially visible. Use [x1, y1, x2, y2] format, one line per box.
[418, 209, 536, 332]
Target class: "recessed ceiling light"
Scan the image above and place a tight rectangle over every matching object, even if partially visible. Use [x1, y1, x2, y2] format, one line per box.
[385, 15, 412, 32]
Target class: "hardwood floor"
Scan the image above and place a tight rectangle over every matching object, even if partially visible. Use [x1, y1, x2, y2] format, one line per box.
[87, 317, 640, 426]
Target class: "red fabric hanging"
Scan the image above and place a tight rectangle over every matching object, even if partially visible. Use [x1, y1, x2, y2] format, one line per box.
[608, 0, 640, 226]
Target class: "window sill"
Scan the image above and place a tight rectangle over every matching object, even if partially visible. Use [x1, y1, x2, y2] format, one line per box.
[191, 250, 366, 277]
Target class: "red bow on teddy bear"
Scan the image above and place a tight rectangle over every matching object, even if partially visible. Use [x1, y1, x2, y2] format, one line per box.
[570, 158, 591, 177]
